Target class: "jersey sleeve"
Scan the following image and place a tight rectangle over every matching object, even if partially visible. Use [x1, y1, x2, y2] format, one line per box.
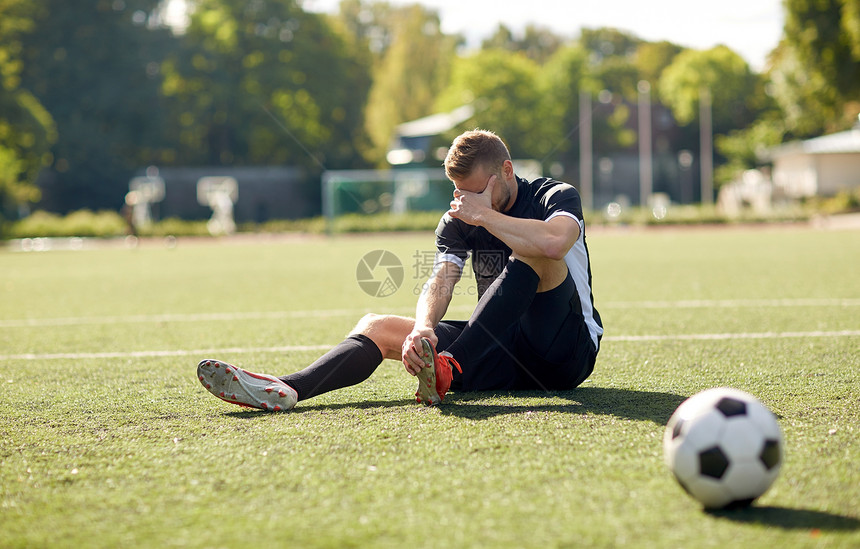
[434, 212, 469, 270]
[540, 182, 584, 223]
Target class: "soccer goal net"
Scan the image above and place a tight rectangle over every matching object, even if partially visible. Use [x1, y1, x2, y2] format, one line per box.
[321, 168, 453, 221]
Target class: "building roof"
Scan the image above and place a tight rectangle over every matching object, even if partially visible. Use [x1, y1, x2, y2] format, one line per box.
[768, 126, 860, 158]
[395, 104, 475, 138]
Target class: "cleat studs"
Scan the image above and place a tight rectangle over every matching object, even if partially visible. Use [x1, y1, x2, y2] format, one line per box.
[273, 406, 282, 411]
[199, 375, 204, 381]
[214, 363, 219, 368]
[219, 392, 225, 397]
[231, 394, 237, 400]
[265, 387, 273, 393]
[232, 375, 238, 381]
[225, 368, 232, 374]
[278, 390, 287, 397]
[205, 383, 211, 389]
[261, 403, 268, 409]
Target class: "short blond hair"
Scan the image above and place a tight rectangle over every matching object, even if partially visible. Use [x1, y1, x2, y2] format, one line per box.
[444, 129, 511, 181]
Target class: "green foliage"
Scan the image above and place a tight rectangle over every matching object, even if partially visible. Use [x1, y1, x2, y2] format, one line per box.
[19, 0, 174, 213]
[580, 27, 641, 61]
[330, 211, 443, 233]
[659, 46, 760, 133]
[482, 23, 565, 64]
[804, 187, 860, 214]
[770, 0, 860, 136]
[162, 0, 370, 170]
[436, 50, 554, 161]
[137, 217, 211, 237]
[538, 45, 589, 163]
[8, 209, 127, 238]
[3, 0, 860, 220]
[361, 4, 458, 164]
[784, 0, 860, 101]
[0, 0, 56, 218]
[714, 119, 785, 185]
[634, 41, 684, 96]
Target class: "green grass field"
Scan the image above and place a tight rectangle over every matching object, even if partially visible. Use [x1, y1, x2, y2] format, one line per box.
[1, 226, 858, 548]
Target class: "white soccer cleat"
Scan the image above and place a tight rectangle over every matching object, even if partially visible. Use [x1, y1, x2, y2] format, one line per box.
[197, 359, 297, 412]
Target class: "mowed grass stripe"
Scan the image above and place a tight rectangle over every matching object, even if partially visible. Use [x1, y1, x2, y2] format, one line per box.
[1, 298, 858, 327]
[2, 330, 857, 361]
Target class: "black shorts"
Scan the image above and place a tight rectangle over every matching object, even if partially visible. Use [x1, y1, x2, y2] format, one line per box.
[433, 273, 598, 393]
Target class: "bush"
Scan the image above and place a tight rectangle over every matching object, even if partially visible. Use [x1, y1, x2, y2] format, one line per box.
[331, 211, 444, 233]
[8, 210, 127, 238]
[138, 218, 210, 237]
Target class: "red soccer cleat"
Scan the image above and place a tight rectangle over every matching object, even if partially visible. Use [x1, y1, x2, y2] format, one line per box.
[415, 338, 462, 406]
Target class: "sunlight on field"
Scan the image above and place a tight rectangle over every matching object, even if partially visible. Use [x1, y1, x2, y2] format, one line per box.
[0, 226, 858, 548]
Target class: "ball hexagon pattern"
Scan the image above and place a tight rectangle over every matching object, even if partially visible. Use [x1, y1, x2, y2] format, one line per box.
[663, 387, 783, 509]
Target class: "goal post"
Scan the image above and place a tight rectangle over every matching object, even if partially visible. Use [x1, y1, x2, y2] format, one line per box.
[321, 168, 452, 229]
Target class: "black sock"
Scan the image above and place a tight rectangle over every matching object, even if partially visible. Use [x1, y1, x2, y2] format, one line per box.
[445, 259, 539, 367]
[279, 334, 383, 401]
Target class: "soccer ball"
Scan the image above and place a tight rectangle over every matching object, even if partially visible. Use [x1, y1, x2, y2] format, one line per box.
[663, 387, 783, 509]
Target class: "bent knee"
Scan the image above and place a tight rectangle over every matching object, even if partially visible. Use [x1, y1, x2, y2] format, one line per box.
[510, 255, 569, 292]
[350, 313, 415, 359]
[350, 313, 413, 338]
[352, 313, 383, 334]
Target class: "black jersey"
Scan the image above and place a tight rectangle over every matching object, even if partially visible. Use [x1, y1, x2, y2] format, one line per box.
[434, 175, 603, 350]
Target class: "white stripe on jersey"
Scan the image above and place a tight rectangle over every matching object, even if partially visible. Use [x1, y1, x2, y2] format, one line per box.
[433, 212, 603, 351]
[547, 211, 603, 350]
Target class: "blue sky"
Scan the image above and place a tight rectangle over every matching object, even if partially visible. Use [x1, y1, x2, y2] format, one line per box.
[304, 0, 784, 71]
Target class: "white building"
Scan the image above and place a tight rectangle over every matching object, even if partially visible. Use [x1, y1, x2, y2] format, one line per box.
[767, 123, 860, 198]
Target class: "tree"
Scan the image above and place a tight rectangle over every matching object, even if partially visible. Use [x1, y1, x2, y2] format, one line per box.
[539, 44, 589, 167]
[634, 40, 683, 99]
[0, 0, 56, 220]
[580, 27, 641, 63]
[434, 49, 554, 162]
[659, 45, 760, 135]
[784, 0, 860, 99]
[482, 23, 565, 64]
[19, 0, 174, 213]
[766, 42, 843, 137]
[360, 3, 459, 164]
[775, 0, 860, 133]
[161, 0, 370, 171]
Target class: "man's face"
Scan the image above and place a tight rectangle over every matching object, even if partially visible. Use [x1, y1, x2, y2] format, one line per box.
[452, 163, 512, 212]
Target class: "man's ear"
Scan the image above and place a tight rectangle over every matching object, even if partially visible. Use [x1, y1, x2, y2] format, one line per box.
[503, 159, 514, 180]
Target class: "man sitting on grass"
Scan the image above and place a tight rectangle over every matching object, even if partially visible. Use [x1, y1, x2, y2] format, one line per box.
[197, 129, 603, 410]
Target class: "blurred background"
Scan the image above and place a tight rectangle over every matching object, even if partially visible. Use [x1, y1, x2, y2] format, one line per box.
[1, 0, 859, 238]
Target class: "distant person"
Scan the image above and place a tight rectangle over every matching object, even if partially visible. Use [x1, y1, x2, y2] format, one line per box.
[197, 129, 603, 410]
[122, 191, 139, 237]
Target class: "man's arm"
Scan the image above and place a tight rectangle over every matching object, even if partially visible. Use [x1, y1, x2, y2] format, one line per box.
[402, 260, 461, 375]
[450, 175, 580, 260]
[480, 213, 579, 260]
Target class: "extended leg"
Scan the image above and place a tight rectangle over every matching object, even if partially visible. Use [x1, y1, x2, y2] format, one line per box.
[198, 314, 415, 411]
[278, 314, 414, 401]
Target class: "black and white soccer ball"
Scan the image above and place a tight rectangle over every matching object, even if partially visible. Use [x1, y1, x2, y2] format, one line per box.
[663, 387, 783, 509]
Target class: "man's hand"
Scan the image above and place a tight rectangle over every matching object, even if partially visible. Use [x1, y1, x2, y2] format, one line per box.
[449, 174, 496, 225]
[401, 326, 437, 376]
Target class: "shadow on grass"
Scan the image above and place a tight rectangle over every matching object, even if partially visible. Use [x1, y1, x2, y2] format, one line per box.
[707, 506, 860, 533]
[440, 386, 687, 424]
[222, 386, 686, 424]
[223, 398, 415, 418]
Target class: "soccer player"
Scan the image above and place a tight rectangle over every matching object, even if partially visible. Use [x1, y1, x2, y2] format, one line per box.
[197, 129, 603, 411]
